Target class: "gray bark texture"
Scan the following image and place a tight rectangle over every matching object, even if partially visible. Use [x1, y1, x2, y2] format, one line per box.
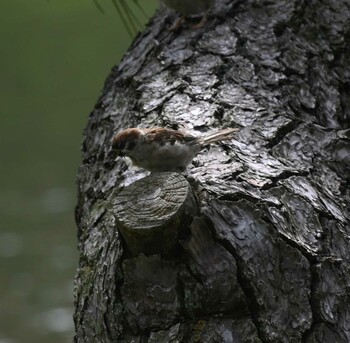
[74, 0, 350, 342]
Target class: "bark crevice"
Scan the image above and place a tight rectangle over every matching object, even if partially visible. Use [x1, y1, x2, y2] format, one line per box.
[74, 0, 350, 342]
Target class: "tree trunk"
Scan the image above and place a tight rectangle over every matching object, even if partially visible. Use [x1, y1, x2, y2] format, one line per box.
[74, 0, 350, 342]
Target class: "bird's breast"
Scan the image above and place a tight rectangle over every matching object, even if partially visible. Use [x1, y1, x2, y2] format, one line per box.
[129, 141, 200, 172]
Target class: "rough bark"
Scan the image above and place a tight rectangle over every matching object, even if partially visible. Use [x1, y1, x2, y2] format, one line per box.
[74, 0, 350, 342]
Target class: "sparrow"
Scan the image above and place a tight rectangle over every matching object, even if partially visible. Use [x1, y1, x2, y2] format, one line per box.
[111, 127, 238, 172]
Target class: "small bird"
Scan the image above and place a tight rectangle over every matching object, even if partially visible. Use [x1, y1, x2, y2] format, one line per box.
[111, 127, 238, 172]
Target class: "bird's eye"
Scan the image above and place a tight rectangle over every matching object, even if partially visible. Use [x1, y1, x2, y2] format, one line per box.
[112, 139, 124, 151]
[112, 138, 136, 157]
[125, 140, 136, 151]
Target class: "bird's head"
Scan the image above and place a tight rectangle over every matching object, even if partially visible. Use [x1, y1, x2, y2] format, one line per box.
[111, 128, 141, 157]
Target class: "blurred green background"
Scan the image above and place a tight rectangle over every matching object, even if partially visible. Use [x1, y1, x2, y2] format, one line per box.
[0, 1, 157, 342]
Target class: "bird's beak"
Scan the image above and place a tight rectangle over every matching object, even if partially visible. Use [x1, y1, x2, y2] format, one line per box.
[108, 149, 122, 161]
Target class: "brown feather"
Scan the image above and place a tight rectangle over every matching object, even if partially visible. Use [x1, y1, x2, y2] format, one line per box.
[112, 128, 140, 151]
[143, 128, 196, 145]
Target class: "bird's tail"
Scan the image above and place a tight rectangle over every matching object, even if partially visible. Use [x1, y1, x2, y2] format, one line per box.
[197, 128, 239, 145]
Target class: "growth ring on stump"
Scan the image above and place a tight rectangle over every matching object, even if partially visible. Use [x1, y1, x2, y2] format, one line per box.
[112, 172, 197, 255]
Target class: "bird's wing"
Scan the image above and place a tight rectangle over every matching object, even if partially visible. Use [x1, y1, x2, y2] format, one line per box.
[144, 128, 196, 145]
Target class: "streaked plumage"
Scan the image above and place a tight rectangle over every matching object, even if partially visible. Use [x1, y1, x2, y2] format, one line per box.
[111, 127, 238, 172]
